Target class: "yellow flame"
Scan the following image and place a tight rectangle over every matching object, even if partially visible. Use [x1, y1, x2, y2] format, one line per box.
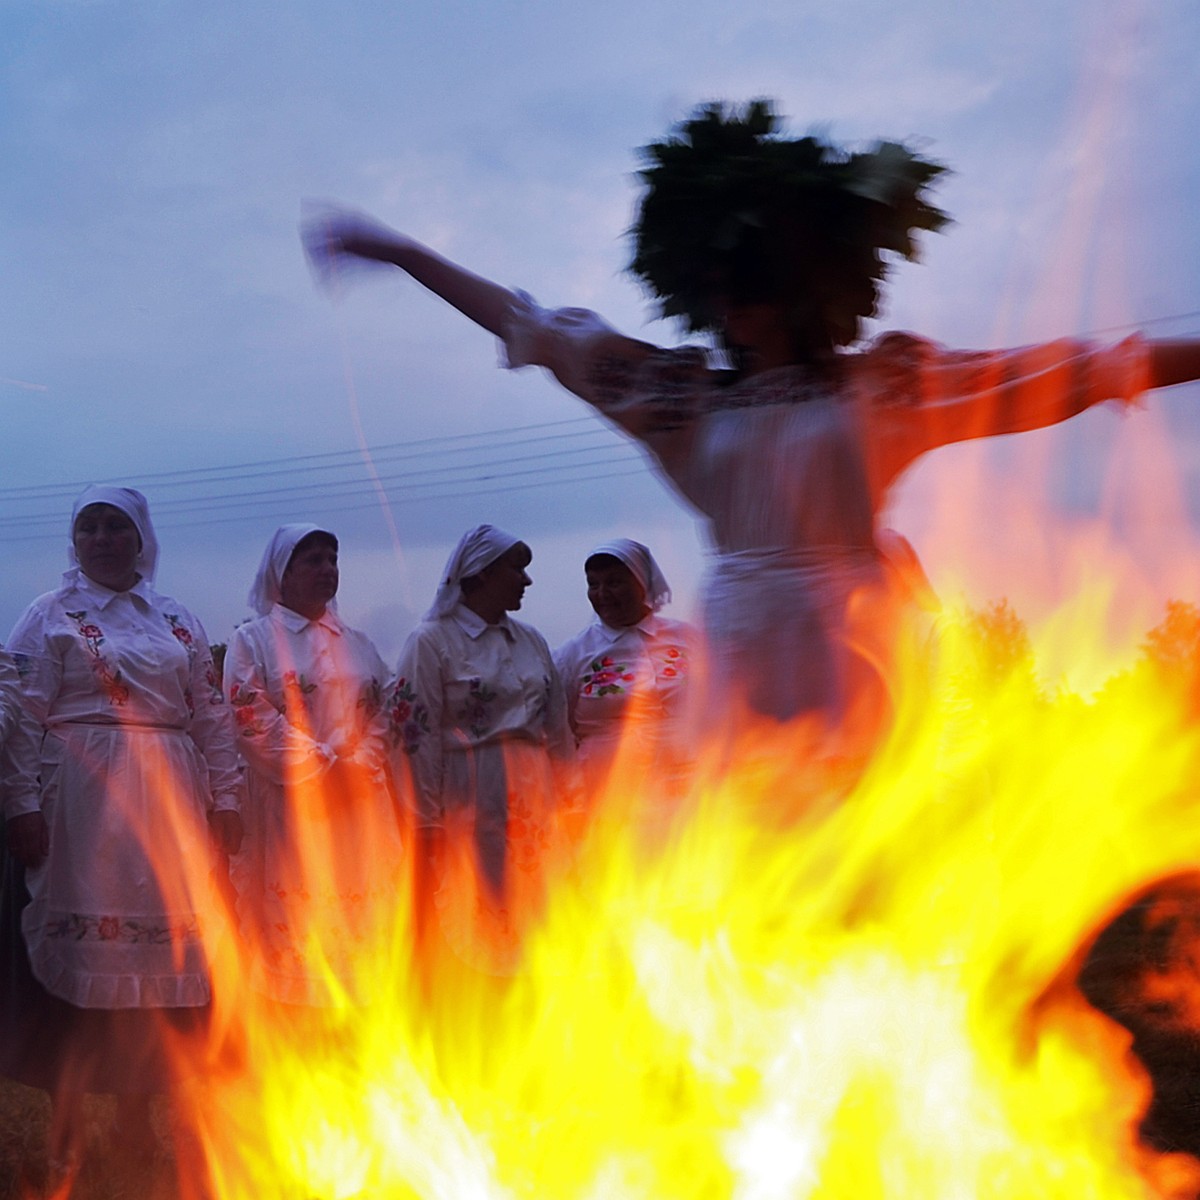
[83, 593, 1200, 1200]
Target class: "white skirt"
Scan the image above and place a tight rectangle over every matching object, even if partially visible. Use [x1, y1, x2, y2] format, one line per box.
[23, 722, 219, 1009]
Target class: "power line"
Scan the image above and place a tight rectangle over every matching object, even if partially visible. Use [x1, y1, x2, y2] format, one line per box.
[0, 464, 656, 544]
[0, 416, 607, 501]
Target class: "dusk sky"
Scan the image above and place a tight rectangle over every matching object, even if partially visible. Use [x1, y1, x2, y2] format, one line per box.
[3, 0, 1198, 671]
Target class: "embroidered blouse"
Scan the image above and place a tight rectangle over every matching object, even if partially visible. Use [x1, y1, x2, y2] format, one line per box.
[554, 613, 694, 749]
[226, 604, 390, 784]
[4, 573, 241, 815]
[391, 604, 572, 826]
[502, 295, 1151, 556]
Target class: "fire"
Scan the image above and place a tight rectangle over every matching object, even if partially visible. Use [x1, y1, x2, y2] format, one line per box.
[48, 596, 1200, 1199]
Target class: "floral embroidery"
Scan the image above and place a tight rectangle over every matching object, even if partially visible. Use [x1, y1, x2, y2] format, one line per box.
[164, 613, 195, 651]
[65, 610, 129, 706]
[282, 670, 317, 696]
[587, 352, 637, 406]
[281, 670, 319, 722]
[581, 655, 637, 697]
[456, 677, 497, 739]
[229, 682, 268, 737]
[713, 366, 829, 412]
[388, 677, 429, 755]
[45, 911, 203, 945]
[659, 644, 689, 680]
[357, 677, 384, 721]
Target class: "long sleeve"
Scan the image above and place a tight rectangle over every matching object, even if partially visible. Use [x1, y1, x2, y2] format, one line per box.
[226, 623, 335, 788]
[343, 637, 392, 777]
[177, 612, 243, 812]
[500, 291, 708, 478]
[390, 625, 444, 828]
[0, 642, 41, 820]
[541, 650, 574, 765]
[861, 332, 1152, 493]
[0, 644, 19, 746]
[7, 598, 64, 728]
[552, 637, 585, 738]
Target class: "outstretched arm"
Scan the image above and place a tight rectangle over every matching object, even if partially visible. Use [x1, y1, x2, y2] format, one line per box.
[1149, 340, 1200, 391]
[302, 208, 517, 337]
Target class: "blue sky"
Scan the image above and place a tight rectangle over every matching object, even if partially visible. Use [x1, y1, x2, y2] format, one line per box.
[3, 0, 1198, 664]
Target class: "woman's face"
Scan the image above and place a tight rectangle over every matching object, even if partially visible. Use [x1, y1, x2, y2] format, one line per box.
[712, 295, 806, 372]
[476, 543, 532, 615]
[280, 535, 339, 618]
[586, 558, 648, 628]
[73, 504, 140, 592]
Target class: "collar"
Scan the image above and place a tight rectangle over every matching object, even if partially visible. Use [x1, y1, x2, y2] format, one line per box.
[67, 570, 154, 612]
[593, 611, 666, 644]
[451, 603, 515, 642]
[271, 603, 344, 636]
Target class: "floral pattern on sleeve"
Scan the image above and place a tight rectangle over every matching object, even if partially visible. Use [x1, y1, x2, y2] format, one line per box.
[229, 681, 268, 738]
[65, 610, 129, 706]
[388, 677, 430, 756]
[357, 677, 383, 721]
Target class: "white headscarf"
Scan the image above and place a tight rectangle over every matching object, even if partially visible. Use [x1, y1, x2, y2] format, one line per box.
[67, 485, 159, 585]
[248, 523, 338, 617]
[427, 524, 521, 620]
[587, 538, 672, 613]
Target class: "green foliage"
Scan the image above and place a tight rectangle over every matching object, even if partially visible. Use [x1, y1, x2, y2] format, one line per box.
[628, 99, 951, 341]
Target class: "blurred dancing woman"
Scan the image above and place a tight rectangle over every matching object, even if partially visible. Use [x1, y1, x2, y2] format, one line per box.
[304, 100, 1200, 747]
[227, 524, 403, 1005]
[1, 486, 242, 1166]
[554, 539, 695, 799]
[392, 525, 572, 970]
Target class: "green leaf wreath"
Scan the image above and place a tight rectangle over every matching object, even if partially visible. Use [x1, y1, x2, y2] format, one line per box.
[628, 99, 951, 344]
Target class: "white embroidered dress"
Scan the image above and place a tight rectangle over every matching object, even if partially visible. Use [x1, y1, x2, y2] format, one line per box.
[503, 297, 1151, 727]
[227, 604, 401, 1005]
[554, 613, 694, 793]
[394, 604, 572, 869]
[5, 574, 240, 1009]
[393, 604, 573, 969]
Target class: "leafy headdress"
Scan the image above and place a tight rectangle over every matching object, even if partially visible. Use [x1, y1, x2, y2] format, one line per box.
[629, 100, 950, 349]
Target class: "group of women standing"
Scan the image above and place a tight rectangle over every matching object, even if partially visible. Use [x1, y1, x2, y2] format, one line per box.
[3, 97, 1200, 1175]
[0, 485, 692, 1168]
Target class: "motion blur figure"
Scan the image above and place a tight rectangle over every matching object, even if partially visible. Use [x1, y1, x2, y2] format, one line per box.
[303, 99, 1200, 759]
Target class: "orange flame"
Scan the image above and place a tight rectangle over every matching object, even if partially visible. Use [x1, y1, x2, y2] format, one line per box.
[45, 588, 1186, 1200]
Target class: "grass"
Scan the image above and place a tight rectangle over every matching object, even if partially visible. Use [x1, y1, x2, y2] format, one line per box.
[0, 1081, 189, 1200]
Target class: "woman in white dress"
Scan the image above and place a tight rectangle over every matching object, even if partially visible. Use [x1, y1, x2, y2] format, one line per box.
[392, 525, 572, 969]
[554, 539, 694, 802]
[1, 485, 242, 1164]
[226, 524, 403, 1005]
[303, 100, 1200, 749]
